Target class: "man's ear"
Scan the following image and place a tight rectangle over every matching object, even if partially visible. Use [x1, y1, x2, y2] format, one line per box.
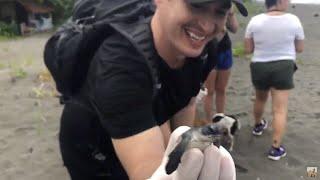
[154, 0, 159, 6]
[154, 0, 168, 6]
[154, 0, 161, 6]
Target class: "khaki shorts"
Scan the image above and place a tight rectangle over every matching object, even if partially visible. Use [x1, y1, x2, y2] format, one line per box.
[250, 60, 296, 90]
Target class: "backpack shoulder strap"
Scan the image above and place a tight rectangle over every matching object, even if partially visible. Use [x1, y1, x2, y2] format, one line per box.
[109, 19, 160, 96]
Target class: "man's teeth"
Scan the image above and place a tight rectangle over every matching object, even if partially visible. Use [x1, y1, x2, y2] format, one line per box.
[186, 30, 205, 41]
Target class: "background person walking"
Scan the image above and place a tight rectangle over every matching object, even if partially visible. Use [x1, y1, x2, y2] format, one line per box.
[244, 0, 304, 160]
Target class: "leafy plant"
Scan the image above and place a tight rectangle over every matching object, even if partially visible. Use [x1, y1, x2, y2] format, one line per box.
[232, 43, 245, 58]
[10, 67, 28, 79]
[45, 0, 75, 23]
[243, 1, 265, 15]
[31, 83, 56, 98]
[0, 21, 19, 37]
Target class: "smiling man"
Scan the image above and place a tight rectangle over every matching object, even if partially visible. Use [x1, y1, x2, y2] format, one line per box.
[58, 0, 247, 180]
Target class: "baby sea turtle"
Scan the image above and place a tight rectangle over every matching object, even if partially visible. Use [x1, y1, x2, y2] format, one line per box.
[165, 114, 247, 174]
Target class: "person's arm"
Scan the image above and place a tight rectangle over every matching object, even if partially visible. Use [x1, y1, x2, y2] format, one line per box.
[112, 127, 166, 180]
[170, 97, 197, 130]
[295, 39, 304, 53]
[90, 33, 166, 179]
[244, 37, 254, 54]
[93, 71, 164, 179]
[244, 19, 254, 54]
[294, 17, 305, 53]
[226, 6, 239, 34]
[160, 121, 172, 147]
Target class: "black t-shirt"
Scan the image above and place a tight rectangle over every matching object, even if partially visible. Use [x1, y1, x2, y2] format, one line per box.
[81, 20, 216, 139]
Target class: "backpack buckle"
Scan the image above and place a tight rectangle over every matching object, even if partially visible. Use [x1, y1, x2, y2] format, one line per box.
[75, 15, 96, 25]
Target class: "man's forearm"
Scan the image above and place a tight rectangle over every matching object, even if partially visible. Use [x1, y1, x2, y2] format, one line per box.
[171, 97, 196, 130]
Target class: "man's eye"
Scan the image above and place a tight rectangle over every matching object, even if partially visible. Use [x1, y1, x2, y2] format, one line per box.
[191, 3, 203, 9]
[215, 10, 227, 17]
[190, 4, 205, 12]
[189, 2, 212, 12]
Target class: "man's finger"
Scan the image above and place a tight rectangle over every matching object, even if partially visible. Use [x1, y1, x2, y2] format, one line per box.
[198, 145, 222, 180]
[219, 146, 236, 180]
[173, 148, 204, 180]
[164, 126, 190, 156]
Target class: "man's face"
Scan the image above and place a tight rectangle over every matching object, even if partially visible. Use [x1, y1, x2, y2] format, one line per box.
[156, 0, 230, 58]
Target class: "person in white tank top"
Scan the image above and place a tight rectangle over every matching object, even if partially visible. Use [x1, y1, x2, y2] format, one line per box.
[244, 0, 304, 160]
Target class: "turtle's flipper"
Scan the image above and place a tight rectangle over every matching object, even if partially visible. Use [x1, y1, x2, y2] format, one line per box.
[165, 138, 189, 174]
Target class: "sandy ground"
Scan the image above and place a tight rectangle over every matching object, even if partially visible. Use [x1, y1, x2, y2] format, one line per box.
[0, 3, 319, 180]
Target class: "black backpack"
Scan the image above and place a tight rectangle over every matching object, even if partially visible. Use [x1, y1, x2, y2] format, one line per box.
[44, 0, 159, 103]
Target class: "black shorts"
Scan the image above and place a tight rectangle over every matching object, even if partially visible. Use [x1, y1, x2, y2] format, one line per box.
[59, 101, 129, 180]
[250, 60, 295, 90]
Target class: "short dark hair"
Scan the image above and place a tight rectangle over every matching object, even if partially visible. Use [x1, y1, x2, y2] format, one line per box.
[191, 0, 231, 11]
[265, 0, 278, 9]
[218, 0, 232, 10]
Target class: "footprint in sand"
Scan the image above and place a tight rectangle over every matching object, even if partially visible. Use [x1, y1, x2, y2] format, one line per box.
[292, 121, 303, 126]
[314, 112, 320, 119]
[14, 126, 36, 136]
[2, 160, 14, 170]
[45, 147, 55, 154]
[0, 139, 8, 152]
[286, 156, 302, 168]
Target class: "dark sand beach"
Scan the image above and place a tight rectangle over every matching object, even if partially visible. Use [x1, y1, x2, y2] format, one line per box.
[0, 3, 319, 180]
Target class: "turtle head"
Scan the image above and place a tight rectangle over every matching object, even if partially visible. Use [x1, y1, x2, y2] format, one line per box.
[201, 123, 233, 151]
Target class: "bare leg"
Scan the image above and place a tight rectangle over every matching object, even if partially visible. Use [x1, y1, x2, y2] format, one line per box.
[270, 88, 289, 148]
[254, 89, 269, 124]
[214, 69, 231, 113]
[204, 70, 217, 122]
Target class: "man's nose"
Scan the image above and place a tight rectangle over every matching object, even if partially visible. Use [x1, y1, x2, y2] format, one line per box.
[198, 17, 215, 35]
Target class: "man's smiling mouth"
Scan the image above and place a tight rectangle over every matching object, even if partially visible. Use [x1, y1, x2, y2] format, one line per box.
[184, 27, 206, 42]
[185, 29, 206, 41]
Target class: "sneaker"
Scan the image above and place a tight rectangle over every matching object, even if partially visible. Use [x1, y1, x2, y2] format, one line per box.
[252, 119, 268, 136]
[268, 146, 287, 160]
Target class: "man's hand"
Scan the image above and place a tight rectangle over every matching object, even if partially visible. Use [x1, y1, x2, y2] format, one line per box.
[148, 126, 236, 180]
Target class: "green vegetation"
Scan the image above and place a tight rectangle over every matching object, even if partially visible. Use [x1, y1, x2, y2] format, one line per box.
[243, 1, 265, 15]
[31, 84, 57, 98]
[10, 67, 28, 79]
[0, 63, 6, 70]
[1, 0, 75, 40]
[46, 0, 75, 24]
[296, 58, 303, 65]
[0, 21, 19, 36]
[0, 36, 12, 41]
[232, 42, 252, 60]
[8, 60, 31, 80]
[0, 21, 19, 39]
[232, 42, 246, 58]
